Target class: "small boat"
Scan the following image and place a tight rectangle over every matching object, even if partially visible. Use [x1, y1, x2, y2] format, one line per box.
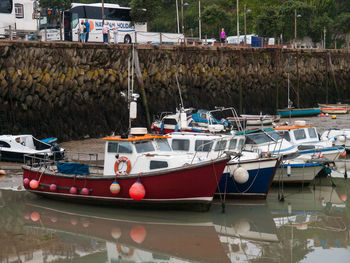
[0, 135, 65, 162]
[240, 114, 280, 126]
[321, 129, 350, 151]
[236, 128, 324, 183]
[320, 107, 349, 114]
[318, 103, 350, 109]
[151, 107, 226, 134]
[22, 127, 230, 211]
[168, 132, 280, 199]
[274, 120, 345, 160]
[277, 108, 321, 118]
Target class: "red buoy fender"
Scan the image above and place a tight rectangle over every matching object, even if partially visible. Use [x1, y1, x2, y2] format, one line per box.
[114, 156, 132, 175]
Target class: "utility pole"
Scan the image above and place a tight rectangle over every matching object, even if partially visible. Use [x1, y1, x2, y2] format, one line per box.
[324, 27, 326, 49]
[237, 0, 239, 44]
[294, 9, 297, 48]
[198, 0, 201, 39]
[102, 0, 105, 25]
[181, 0, 184, 34]
[176, 0, 180, 33]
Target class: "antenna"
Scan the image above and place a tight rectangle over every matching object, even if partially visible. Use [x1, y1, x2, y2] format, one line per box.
[175, 72, 184, 109]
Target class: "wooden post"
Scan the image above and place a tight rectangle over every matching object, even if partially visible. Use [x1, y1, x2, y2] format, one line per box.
[275, 49, 279, 111]
[239, 50, 242, 114]
[325, 53, 328, 104]
[135, 32, 137, 44]
[8, 25, 12, 40]
[296, 51, 299, 108]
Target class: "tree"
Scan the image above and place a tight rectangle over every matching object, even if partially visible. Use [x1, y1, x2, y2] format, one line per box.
[202, 4, 230, 39]
[129, 0, 161, 23]
[255, 6, 280, 38]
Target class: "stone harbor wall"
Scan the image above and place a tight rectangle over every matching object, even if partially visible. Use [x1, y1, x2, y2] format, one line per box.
[0, 41, 350, 141]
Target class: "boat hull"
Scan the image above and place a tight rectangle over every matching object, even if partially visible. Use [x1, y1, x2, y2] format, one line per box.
[22, 156, 229, 210]
[274, 162, 323, 183]
[216, 157, 280, 198]
[321, 108, 349, 114]
[277, 108, 321, 118]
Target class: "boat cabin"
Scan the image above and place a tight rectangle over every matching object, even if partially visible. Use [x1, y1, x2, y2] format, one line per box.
[235, 128, 297, 155]
[103, 128, 203, 176]
[274, 122, 320, 147]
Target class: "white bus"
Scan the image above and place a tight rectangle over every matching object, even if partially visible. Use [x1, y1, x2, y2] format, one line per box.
[63, 3, 145, 43]
[0, 0, 15, 37]
[63, 3, 183, 44]
[0, 0, 38, 39]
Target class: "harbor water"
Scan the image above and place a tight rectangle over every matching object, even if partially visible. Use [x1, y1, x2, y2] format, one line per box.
[1, 114, 350, 263]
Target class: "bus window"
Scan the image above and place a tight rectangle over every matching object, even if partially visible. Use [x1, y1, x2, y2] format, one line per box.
[71, 6, 86, 18]
[106, 8, 131, 21]
[85, 6, 102, 20]
[0, 0, 12, 13]
[72, 12, 79, 30]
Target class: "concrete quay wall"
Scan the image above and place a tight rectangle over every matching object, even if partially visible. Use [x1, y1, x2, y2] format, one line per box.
[0, 41, 349, 140]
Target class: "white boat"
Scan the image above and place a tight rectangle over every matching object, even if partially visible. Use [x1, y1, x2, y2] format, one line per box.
[235, 128, 323, 183]
[321, 129, 350, 151]
[274, 120, 345, 161]
[168, 132, 280, 198]
[0, 135, 64, 162]
[240, 114, 280, 126]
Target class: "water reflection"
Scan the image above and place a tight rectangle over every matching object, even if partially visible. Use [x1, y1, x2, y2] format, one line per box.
[0, 177, 349, 263]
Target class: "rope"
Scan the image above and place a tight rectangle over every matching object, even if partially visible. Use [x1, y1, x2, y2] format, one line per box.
[212, 159, 225, 213]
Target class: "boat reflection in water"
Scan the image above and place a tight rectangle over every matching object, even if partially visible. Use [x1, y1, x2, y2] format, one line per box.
[268, 182, 349, 262]
[18, 195, 278, 263]
[0, 181, 349, 263]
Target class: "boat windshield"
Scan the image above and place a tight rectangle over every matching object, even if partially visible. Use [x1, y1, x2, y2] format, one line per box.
[156, 139, 172, 151]
[134, 140, 155, 153]
[245, 133, 274, 144]
[266, 131, 282, 141]
[214, 140, 227, 151]
[108, 141, 133, 153]
[195, 140, 213, 152]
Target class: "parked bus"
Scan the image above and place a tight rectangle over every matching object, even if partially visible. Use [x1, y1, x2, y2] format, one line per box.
[63, 3, 183, 44]
[63, 3, 145, 43]
[0, 0, 39, 39]
[0, 0, 15, 37]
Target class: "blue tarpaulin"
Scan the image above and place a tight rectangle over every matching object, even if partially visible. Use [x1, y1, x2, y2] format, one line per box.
[57, 162, 90, 175]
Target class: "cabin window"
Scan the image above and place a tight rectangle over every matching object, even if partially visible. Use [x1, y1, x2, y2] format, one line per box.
[238, 139, 244, 151]
[228, 139, 237, 150]
[0, 0, 12, 14]
[195, 140, 213, 152]
[163, 118, 177, 125]
[298, 145, 315, 150]
[172, 139, 189, 151]
[150, 160, 168, 170]
[308, 127, 317, 139]
[0, 141, 10, 148]
[245, 133, 273, 144]
[15, 3, 23, 18]
[277, 131, 291, 142]
[156, 139, 171, 151]
[293, 129, 306, 140]
[107, 142, 132, 153]
[214, 140, 227, 151]
[135, 140, 155, 153]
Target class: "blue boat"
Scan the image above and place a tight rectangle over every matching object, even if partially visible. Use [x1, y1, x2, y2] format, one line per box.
[277, 108, 321, 117]
[217, 157, 280, 199]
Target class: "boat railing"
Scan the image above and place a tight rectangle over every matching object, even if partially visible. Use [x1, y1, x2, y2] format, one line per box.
[24, 151, 104, 169]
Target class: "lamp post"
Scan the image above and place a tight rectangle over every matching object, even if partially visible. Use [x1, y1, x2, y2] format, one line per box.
[181, 1, 189, 34]
[102, 0, 105, 25]
[244, 4, 251, 46]
[176, 0, 180, 33]
[294, 9, 301, 48]
[198, 0, 201, 40]
[323, 27, 326, 49]
[237, 0, 239, 44]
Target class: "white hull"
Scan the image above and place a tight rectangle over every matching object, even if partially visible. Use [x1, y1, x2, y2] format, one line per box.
[274, 165, 322, 183]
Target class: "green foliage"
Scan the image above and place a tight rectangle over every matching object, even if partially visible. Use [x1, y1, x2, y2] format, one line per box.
[43, 0, 350, 47]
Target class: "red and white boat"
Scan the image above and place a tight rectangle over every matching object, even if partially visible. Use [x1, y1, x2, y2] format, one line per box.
[22, 127, 230, 210]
